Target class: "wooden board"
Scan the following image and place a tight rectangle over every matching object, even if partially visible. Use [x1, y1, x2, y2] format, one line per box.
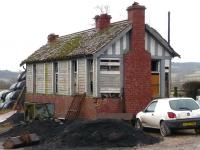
[151, 73, 160, 98]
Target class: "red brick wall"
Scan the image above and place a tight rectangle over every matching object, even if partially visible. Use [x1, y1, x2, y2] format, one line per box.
[124, 50, 151, 114]
[26, 93, 121, 119]
[124, 3, 152, 115]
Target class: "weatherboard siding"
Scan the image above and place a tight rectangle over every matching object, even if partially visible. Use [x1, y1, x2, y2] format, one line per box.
[104, 33, 128, 55]
[93, 58, 97, 97]
[99, 73, 120, 93]
[115, 40, 120, 55]
[26, 64, 33, 93]
[78, 58, 86, 93]
[145, 32, 170, 58]
[45, 62, 53, 94]
[150, 38, 156, 56]
[123, 34, 127, 50]
[58, 61, 70, 95]
[36, 63, 45, 94]
[157, 44, 163, 57]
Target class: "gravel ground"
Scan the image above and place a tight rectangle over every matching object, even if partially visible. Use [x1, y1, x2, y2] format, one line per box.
[136, 129, 200, 150]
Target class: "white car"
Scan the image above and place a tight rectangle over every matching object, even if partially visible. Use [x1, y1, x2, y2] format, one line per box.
[135, 97, 200, 136]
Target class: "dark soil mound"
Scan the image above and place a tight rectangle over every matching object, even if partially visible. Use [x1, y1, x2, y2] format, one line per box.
[60, 119, 161, 148]
[1, 119, 161, 149]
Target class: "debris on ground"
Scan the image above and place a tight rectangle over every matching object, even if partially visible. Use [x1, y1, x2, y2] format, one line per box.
[0, 118, 161, 149]
[3, 133, 40, 149]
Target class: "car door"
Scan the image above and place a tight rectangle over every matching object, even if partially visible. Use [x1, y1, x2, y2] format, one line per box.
[141, 101, 158, 128]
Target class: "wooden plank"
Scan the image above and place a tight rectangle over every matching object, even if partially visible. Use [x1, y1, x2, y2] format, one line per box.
[3, 133, 40, 149]
[65, 93, 86, 120]
[36, 63, 45, 93]
[45, 63, 53, 94]
[151, 74, 160, 98]
[78, 59, 86, 93]
[26, 64, 33, 93]
[58, 61, 69, 95]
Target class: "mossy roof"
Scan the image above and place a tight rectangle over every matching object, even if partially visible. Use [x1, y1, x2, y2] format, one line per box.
[21, 20, 130, 65]
[21, 20, 180, 65]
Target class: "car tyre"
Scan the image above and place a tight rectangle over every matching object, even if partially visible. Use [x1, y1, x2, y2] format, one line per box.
[194, 128, 200, 134]
[135, 119, 143, 130]
[160, 121, 171, 137]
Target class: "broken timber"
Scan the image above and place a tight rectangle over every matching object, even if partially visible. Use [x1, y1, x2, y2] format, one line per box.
[65, 93, 86, 120]
[3, 133, 40, 149]
[12, 86, 26, 111]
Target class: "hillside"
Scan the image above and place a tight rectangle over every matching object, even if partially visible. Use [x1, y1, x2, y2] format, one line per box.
[0, 70, 19, 81]
[171, 62, 200, 87]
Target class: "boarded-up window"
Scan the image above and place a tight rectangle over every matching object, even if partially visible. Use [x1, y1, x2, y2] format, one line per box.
[100, 59, 120, 72]
[99, 58, 120, 98]
[151, 73, 160, 98]
[151, 60, 160, 98]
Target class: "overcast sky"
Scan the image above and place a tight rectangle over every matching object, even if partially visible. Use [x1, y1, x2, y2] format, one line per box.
[0, 0, 199, 71]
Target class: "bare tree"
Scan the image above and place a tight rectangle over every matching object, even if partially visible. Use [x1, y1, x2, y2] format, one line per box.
[95, 5, 110, 14]
[182, 81, 200, 99]
[0, 80, 12, 90]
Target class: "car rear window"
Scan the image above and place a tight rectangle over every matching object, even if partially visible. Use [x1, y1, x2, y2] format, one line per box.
[169, 99, 199, 111]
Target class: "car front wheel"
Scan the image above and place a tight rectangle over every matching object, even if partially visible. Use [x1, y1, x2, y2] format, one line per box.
[160, 121, 171, 137]
[135, 119, 143, 130]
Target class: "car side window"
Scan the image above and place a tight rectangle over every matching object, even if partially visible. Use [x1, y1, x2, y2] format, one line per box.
[145, 101, 158, 112]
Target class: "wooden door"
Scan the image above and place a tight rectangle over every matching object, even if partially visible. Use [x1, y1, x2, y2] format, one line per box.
[151, 73, 160, 98]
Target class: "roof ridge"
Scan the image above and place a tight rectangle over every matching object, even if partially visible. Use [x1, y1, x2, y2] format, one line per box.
[59, 20, 129, 39]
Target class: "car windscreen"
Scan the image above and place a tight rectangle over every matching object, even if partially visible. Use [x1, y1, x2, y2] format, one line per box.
[169, 99, 199, 111]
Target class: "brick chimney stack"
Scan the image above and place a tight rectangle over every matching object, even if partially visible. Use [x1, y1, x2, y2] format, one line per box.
[127, 2, 146, 51]
[124, 2, 151, 115]
[94, 14, 111, 31]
